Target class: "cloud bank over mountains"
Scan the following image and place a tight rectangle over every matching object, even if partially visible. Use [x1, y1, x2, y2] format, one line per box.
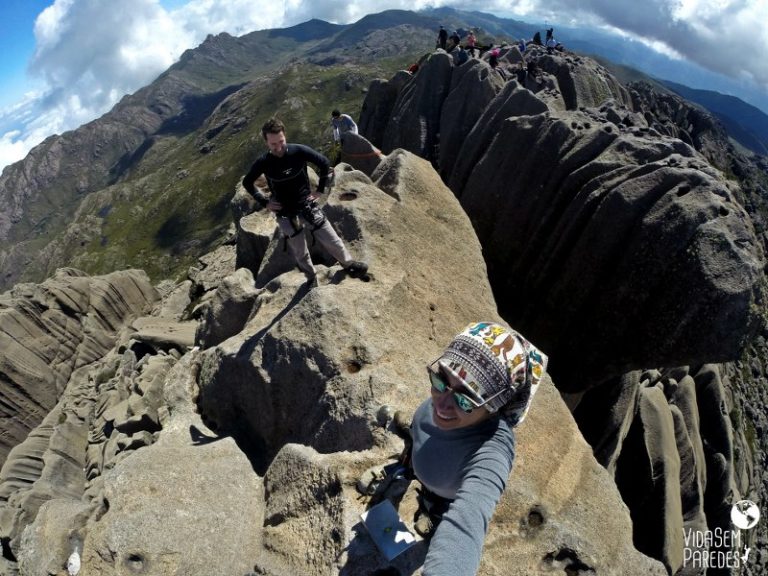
[542, 0, 767, 88]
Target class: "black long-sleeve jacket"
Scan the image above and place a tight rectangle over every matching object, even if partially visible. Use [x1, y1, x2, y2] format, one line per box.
[242, 144, 330, 212]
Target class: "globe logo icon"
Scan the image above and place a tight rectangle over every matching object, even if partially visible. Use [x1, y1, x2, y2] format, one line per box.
[731, 500, 760, 530]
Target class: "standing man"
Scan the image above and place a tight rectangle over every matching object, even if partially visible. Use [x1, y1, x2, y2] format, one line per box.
[437, 25, 448, 50]
[449, 30, 461, 52]
[330, 109, 358, 144]
[242, 117, 368, 283]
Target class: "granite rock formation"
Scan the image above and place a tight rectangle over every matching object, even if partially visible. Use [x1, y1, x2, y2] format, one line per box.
[359, 44, 767, 575]
[0, 269, 158, 466]
[0, 13, 765, 576]
[0, 154, 664, 575]
[360, 47, 765, 389]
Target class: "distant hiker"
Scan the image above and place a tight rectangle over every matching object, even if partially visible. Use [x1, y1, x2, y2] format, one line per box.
[242, 117, 368, 283]
[449, 30, 461, 52]
[411, 322, 548, 574]
[515, 61, 527, 85]
[532, 31, 542, 45]
[518, 38, 526, 53]
[546, 27, 554, 43]
[466, 30, 477, 57]
[437, 26, 448, 50]
[488, 54, 507, 81]
[527, 60, 542, 84]
[454, 45, 469, 65]
[330, 109, 358, 144]
[546, 36, 557, 53]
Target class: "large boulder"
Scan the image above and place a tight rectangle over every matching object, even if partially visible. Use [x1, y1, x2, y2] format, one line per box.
[17, 498, 91, 576]
[195, 267, 262, 348]
[81, 351, 263, 576]
[576, 365, 739, 574]
[572, 371, 641, 473]
[358, 71, 412, 149]
[629, 82, 731, 171]
[446, 80, 549, 194]
[618, 385, 684, 574]
[340, 132, 385, 176]
[364, 50, 765, 390]
[0, 400, 88, 557]
[438, 59, 504, 181]
[534, 50, 632, 110]
[0, 340, 178, 558]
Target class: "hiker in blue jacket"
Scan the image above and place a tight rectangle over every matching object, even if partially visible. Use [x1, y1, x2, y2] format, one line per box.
[242, 117, 367, 283]
[412, 321, 548, 575]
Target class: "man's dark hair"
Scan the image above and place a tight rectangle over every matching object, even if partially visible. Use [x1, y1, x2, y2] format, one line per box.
[331, 109, 341, 118]
[261, 117, 286, 139]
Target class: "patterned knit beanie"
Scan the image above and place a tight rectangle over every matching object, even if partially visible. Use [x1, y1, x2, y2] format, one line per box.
[439, 321, 548, 424]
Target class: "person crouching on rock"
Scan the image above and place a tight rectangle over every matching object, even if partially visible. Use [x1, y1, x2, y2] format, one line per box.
[412, 321, 548, 575]
[242, 117, 368, 283]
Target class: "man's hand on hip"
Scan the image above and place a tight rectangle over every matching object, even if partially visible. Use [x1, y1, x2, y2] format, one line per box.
[267, 199, 283, 212]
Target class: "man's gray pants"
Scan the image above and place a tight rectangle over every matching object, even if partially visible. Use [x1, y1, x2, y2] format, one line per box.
[276, 205, 352, 277]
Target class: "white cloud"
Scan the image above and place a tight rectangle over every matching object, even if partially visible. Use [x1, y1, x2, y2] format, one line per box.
[0, 132, 31, 174]
[0, 94, 66, 175]
[30, 0, 189, 113]
[2, 0, 285, 172]
[526, 0, 768, 89]
[172, 0, 290, 36]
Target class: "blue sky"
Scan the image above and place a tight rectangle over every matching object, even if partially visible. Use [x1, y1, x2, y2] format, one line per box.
[0, 0, 51, 109]
[0, 0, 766, 172]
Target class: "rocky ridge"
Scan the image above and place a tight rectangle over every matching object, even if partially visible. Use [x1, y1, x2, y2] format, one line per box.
[359, 41, 767, 574]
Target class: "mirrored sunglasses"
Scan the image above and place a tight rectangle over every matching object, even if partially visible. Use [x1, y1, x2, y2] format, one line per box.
[426, 360, 509, 414]
[428, 369, 477, 413]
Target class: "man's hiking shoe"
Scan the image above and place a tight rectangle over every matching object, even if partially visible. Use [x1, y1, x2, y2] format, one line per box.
[414, 509, 437, 539]
[345, 261, 368, 278]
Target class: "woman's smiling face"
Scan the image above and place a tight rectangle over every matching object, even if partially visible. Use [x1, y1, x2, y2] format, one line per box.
[429, 365, 492, 430]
